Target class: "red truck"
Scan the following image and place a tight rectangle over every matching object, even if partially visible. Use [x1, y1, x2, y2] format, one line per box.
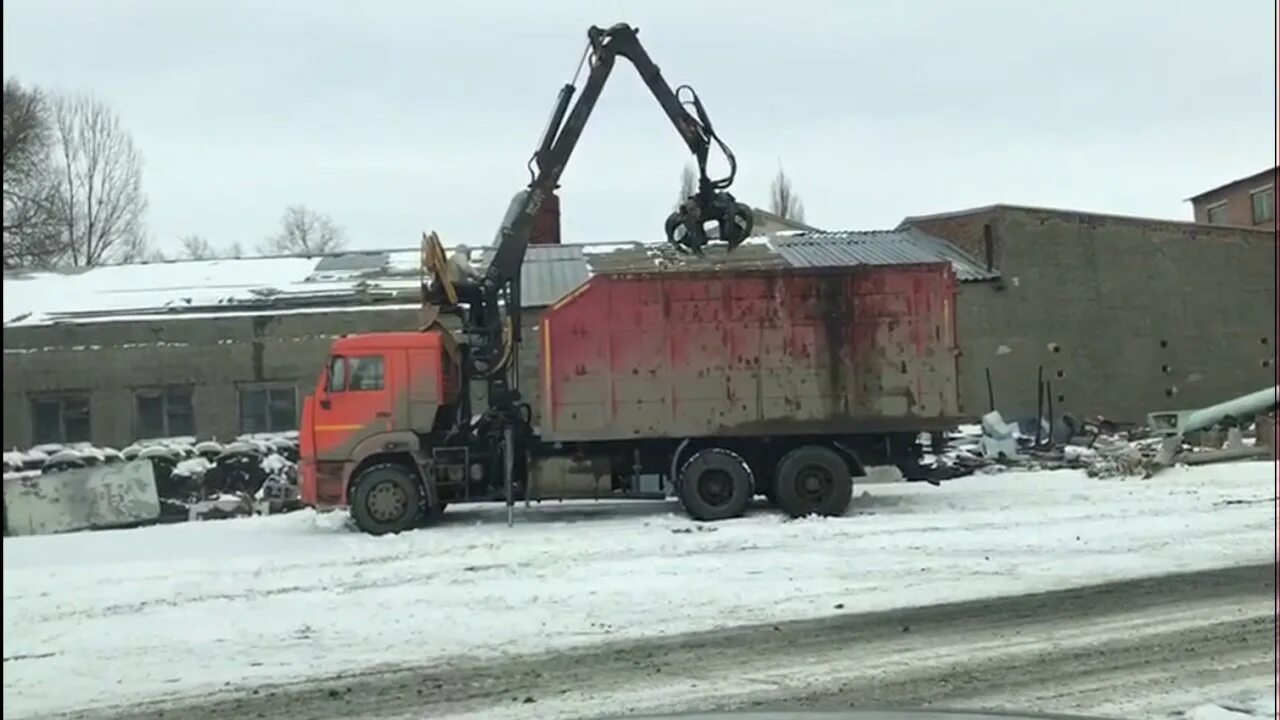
[297, 24, 965, 533]
[299, 262, 962, 533]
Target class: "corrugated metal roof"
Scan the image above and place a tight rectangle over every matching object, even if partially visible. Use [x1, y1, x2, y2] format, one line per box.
[490, 245, 591, 307]
[772, 228, 998, 282]
[584, 242, 787, 275]
[580, 229, 998, 282]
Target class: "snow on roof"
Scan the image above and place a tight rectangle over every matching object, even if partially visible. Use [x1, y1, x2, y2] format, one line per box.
[4, 230, 992, 328]
[3, 245, 578, 328]
[3, 255, 361, 327]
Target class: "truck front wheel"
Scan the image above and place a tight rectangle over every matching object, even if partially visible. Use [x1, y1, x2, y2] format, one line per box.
[677, 448, 752, 521]
[350, 463, 424, 535]
[773, 445, 853, 518]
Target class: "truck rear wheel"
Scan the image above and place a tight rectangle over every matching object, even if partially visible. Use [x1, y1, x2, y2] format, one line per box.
[350, 463, 423, 535]
[677, 448, 752, 521]
[773, 445, 853, 518]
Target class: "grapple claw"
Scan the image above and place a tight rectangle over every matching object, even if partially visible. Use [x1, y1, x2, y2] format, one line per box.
[665, 193, 751, 255]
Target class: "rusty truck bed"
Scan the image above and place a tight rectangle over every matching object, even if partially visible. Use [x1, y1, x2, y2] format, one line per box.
[538, 262, 963, 442]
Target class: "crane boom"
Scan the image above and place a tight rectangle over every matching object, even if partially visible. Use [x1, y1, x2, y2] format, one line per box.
[417, 25, 755, 508]
[481, 23, 753, 296]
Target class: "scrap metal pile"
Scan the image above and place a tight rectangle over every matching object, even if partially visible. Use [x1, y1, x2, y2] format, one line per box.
[920, 408, 1277, 480]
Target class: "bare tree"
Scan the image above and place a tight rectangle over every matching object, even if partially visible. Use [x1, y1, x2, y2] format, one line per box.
[676, 164, 696, 209]
[3, 78, 63, 268]
[258, 205, 347, 255]
[176, 234, 243, 260]
[769, 166, 805, 222]
[117, 232, 165, 263]
[47, 93, 149, 267]
[178, 234, 216, 259]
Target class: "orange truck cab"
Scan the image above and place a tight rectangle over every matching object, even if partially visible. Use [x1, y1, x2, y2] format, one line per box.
[298, 332, 459, 511]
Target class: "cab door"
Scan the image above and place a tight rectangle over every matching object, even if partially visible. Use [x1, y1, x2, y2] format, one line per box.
[313, 352, 395, 460]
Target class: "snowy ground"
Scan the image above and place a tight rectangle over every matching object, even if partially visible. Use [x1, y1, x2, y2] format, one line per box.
[3, 463, 1276, 718]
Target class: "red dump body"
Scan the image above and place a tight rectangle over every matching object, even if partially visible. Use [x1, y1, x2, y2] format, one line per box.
[538, 263, 962, 442]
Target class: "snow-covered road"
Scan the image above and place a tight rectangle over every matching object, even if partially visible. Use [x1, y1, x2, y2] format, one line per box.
[3, 463, 1276, 718]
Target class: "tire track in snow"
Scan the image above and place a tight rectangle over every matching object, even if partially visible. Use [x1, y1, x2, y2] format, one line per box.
[62, 562, 1276, 720]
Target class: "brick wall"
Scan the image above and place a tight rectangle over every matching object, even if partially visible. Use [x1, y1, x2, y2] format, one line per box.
[1191, 168, 1277, 230]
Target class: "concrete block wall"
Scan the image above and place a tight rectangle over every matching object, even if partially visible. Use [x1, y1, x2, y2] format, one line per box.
[920, 208, 1276, 423]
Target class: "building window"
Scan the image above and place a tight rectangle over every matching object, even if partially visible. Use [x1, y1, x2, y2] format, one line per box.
[1250, 186, 1274, 225]
[1205, 201, 1228, 224]
[30, 395, 91, 445]
[238, 386, 298, 433]
[135, 386, 195, 439]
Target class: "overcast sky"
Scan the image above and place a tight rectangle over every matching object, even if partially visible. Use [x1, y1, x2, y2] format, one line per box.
[4, 0, 1276, 255]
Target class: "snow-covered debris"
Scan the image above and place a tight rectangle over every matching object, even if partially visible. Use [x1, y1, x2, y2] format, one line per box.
[172, 457, 213, 479]
[3, 450, 26, 472]
[261, 453, 291, 475]
[979, 410, 1019, 460]
[220, 440, 256, 456]
[5, 431, 301, 531]
[194, 440, 224, 459]
[43, 449, 86, 472]
[76, 445, 106, 465]
[138, 445, 177, 461]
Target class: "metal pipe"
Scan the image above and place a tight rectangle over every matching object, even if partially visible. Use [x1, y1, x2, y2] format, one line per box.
[504, 425, 515, 527]
[1034, 366, 1044, 447]
[1148, 386, 1279, 437]
[985, 368, 995, 413]
[1044, 381, 1055, 448]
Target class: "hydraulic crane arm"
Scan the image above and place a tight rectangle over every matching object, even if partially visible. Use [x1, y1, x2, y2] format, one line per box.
[482, 23, 753, 295]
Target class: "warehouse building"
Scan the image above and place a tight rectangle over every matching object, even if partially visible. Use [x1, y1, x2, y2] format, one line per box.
[3, 205, 1274, 449]
[902, 204, 1276, 423]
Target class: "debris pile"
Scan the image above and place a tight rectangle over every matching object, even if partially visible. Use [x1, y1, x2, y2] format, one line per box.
[918, 410, 1272, 480]
[3, 432, 302, 525]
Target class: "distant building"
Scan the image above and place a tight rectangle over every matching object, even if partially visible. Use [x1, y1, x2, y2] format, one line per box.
[750, 207, 820, 235]
[1188, 166, 1277, 230]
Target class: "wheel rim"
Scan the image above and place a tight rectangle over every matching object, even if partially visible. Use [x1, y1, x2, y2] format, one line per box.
[697, 469, 735, 507]
[367, 482, 409, 523]
[793, 465, 833, 504]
